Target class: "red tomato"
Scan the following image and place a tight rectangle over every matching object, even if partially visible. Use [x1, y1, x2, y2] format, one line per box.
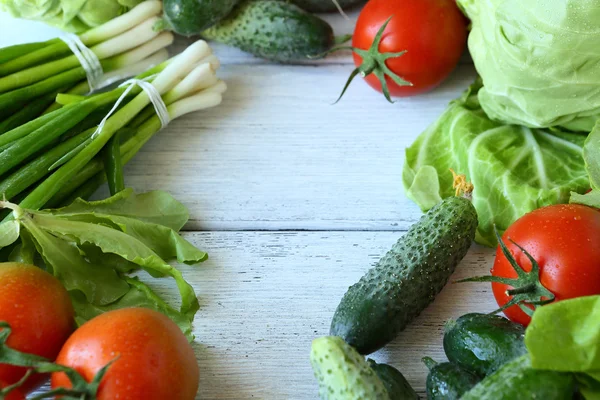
[492, 204, 600, 326]
[52, 308, 199, 400]
[352, 0, 468, 97]
[0, 381, 25, 400]
[0, 263, 74, 392]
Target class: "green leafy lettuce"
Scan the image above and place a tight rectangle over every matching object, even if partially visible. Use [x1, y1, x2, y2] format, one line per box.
[457, 0, 600, 132]
[0, 0, 145, 32]
[525, 296, 600, 400]
[571, 121, 600, 208]
[0, 189, 206, 339]
[403, 82, 589, 246]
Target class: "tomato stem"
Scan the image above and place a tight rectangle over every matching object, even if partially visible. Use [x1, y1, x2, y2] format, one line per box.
[309, 16, 412, 103]
[456, 229, 555, 316]
[0, 369, 32, 398]
[0, 321, 115, 400]
[506, 283, 536, 296]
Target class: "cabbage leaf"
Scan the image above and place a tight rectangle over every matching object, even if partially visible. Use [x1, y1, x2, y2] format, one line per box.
[0, 0, 145, 32]
[571, 122, 600, 208]
[458, 0, 600, 131]
[403, 82, 589, 246]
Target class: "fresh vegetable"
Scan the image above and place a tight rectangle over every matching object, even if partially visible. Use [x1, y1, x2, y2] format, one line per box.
[368, 360, 419, 400]
[334, 0, 467, 101]
[160, 0, 240, 36]
[525, 296, 600, 400]
[403, 82, 589, 246]
[0, 189, 207, 338]
[0, 38, 224, 213]
[0, 263, 74, 392]
[0, 0, 146, 32]
[0, 2, 172, 126]
[422, 357, 480, 400]
[460, 355, 576, 400]
[458, 0, 600, 131]
[202, 0, 335, 63]
[310, 336, 390, 400]
[462, 205, 600, 326]
[443, 313, 526, 377]
[52, 308, 199, 400]
[330, 184, 478, 355]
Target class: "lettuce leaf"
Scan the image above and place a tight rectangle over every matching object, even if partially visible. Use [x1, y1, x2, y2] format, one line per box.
[403, 83, 589, 246]
[29, 213, 199, 319]
[525, 296, 600, 400]
[48, 188, 190, 231]
[0, 190, 205, 338]
[22, 218, 130, 305]
[0, 220, 19, 248]
[71, 277, 194, 339]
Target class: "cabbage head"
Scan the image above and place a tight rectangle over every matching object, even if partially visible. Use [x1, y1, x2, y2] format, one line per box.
[458, 0, 600, 132]
[1, 0, 145, 32]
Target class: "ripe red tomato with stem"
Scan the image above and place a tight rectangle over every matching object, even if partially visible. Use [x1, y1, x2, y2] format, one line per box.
[52, 308, 199, 400]
[0, 263, 74, 392]
[338, 0, 467, 101]
[470, 204, 600, 326]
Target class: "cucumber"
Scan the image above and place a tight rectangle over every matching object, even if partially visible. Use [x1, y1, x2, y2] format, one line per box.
[461, 355, 576, 400]
[161, 0, 241, 36]
[368, 360, 420, 400]
[289, 0, 366, 12]
[422, 357, 480, 400]
[202, 0, 335, 63]
[443, 313, 526, 377]
[310, 336, 390, 400]
[330, 196, 478, 354]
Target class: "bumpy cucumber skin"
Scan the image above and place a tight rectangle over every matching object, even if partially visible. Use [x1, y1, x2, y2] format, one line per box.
[289, 0, 365, 12]
[162, 0, 240, 36]
[368, 360, 420, 400]
[443, 313, 526, 377]
[425, 361, 480, 400]
[461, 355, 575, 400]
[202, 0, 335, 63]
[310, 336, 390, 400]
[330, 196, 478, 355]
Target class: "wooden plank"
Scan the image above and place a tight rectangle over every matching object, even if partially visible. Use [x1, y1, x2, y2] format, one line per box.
[103, 63, 477, 231]
[150, 231, 496, 399]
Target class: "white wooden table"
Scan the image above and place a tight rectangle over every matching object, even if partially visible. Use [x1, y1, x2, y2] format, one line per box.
[0, 12, 497, 399]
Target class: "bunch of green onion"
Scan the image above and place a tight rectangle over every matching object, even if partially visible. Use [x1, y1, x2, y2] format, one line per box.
[0, 0, 172, 134]
[0, 30, 225, 216]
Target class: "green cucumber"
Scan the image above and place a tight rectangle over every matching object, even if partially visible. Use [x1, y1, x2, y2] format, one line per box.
[443, 313, 526, 377]
[289, 0, 365, 12]
[330, 196, 478, 354]
[310, 336, 390, 400]
[422, 357, 480, 400]
[202, 0, 335, 63]
[160, 0, 241, 36]
[461, 355, 576, 400]
[368, 360, 420, 400]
